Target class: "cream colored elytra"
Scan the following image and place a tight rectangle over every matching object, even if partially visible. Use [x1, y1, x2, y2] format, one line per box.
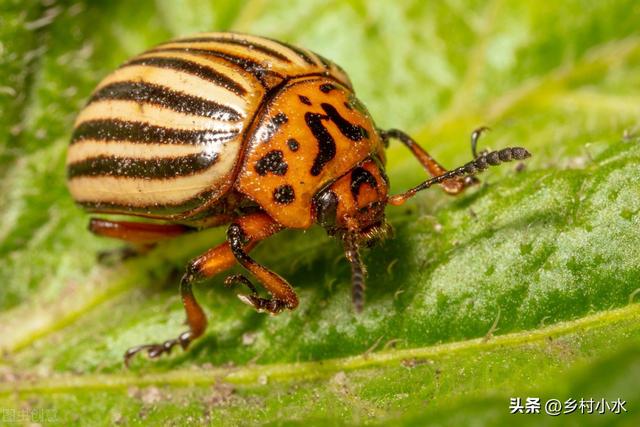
[66, 32, 350, 220]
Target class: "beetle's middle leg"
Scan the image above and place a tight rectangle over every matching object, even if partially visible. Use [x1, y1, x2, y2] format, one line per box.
[123, 212, 286, 365]
[380, 128, 489, 195]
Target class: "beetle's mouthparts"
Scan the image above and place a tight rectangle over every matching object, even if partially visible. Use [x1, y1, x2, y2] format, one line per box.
[358, 220, 393, 247]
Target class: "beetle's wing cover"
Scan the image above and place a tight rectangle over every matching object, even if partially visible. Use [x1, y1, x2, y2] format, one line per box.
[66, 32, 353, 220]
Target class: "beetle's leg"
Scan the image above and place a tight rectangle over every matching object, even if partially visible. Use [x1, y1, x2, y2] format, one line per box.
[225, 216, 299, 315]
[380, 128, 487, 195]
[123, 212, 283, 365]
[89, 218, 193, 262]
[89, 218, 192, 244]
[124, 265, 208, 366]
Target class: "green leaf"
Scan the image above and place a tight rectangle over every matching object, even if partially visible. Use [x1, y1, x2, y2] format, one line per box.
[1, 0, 639, 425]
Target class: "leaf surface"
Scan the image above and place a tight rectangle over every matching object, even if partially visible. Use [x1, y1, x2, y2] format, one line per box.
[1, 1, 639, 425]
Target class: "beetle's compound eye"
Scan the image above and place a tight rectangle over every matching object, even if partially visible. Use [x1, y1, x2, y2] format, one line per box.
[313, 189, 339, 232]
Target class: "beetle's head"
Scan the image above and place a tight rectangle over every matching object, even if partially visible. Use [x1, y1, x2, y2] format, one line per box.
[313, 157, 391, 311]
[313, 156, 391, 245]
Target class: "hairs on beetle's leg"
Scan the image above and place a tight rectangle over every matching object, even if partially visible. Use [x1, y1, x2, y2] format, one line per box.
[344, 233, 366, 313]
[388, 147, 531, 206]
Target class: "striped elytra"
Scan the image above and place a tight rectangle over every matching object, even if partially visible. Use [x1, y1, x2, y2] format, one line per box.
[66, 32, 531, 365]
[66, 32, 381, 226]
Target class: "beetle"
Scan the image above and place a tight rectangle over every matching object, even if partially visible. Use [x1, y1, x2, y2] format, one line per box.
[65, 32, 530, 365]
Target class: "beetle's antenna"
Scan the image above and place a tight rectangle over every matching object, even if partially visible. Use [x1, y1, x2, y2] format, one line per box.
[388, 147, 531, 206]
[344, 233, 366, 313]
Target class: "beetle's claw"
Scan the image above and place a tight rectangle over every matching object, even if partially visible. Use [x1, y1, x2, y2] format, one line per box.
[225, 274, 285, 314]
[224, 274, 258, 294]
[236, 293, 287, 315]
[123, 331, 192, 367]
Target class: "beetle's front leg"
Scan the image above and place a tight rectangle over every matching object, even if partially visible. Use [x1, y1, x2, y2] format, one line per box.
[225, 217, 299, 315]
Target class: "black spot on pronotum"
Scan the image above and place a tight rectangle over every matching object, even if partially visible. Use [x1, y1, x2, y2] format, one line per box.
[305, 111, 336, 176]
[272, 112, 288, 125]
[298, 95, 312, 105]
[320, 103, 368, 140]
[255, 150, 288, 176]
[273, 184, 295, 204]
[305, 102, 371, 176]
[256, 112, 288, 144]
[350, 167, 378, 199]
[287, 138, 300, 152]
[319, 83, 336, 93]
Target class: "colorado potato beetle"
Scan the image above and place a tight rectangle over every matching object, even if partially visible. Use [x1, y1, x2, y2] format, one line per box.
[65, 32, 530, 365]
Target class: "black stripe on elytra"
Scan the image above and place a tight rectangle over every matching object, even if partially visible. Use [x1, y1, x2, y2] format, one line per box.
[254, 150, 288, 176]
[151, 47, 283, 88]
[172, 36, 292, 63]
[350, 167, 378, 199]
[316, 54, 333, 69]
[320, 103, 368, 140]
[72, 119, 239, 145]
[125, 56, 247, 96]
[78, 188, 216, 216]
[305, 111, 336, 176]
[89, 81, 243, 121]
[67, 152, 219, 179]
[266, 38, 318, 66]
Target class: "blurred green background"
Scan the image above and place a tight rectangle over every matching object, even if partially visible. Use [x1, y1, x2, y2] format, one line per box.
[1, 0, 639, 425]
